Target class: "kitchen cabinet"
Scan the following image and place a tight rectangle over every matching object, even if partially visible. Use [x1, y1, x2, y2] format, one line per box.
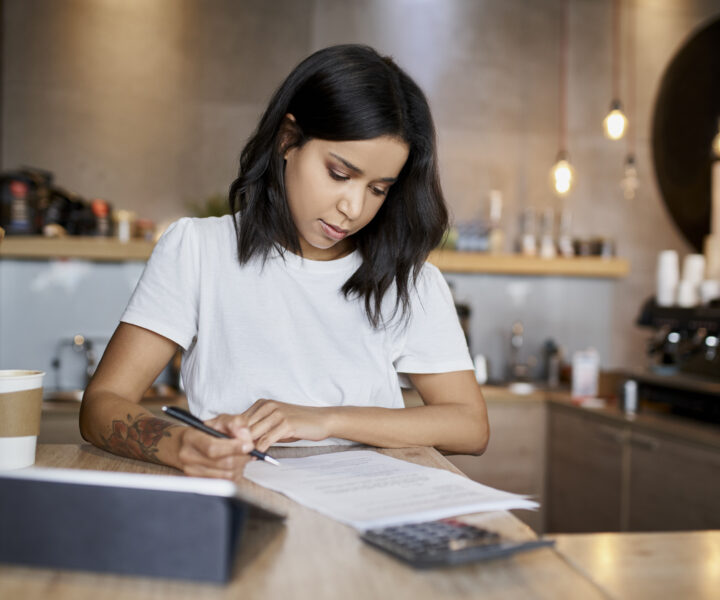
[444, 389, 547, 533]
[546, 405, 628, 533]
[628, 429, 720, 531]
[546, 401, 720, 533]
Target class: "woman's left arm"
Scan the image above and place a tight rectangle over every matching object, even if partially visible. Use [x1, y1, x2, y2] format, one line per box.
[326, 370, 489, 455]
[243, 370, 489, 455]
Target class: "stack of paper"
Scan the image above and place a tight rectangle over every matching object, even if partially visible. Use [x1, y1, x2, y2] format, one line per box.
[244, 450, 537, 531]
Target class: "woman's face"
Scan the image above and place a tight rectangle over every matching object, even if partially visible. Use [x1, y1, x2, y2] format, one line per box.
[283, 135, 409, 261]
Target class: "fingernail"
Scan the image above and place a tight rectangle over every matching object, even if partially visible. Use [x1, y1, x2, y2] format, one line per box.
[242, 443, 253, 453]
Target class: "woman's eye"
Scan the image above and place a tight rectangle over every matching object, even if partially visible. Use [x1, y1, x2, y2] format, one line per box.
[370, 187, 388, 197]
[328, 169, 349, 181]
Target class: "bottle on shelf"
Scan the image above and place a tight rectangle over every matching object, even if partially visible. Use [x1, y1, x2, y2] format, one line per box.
[516, 207, 537, 256]
[488, 190, 505, 254]
[539, 207, 557, 259]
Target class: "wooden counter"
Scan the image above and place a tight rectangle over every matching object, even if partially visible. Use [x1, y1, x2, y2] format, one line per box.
[0, 444, 606, 600]
[0, 236, 629, 278]
[550, 531, 720, 600]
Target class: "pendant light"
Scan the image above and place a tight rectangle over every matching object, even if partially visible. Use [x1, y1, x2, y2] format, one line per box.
[550, 0, 574, 197]
[603, 0, 628, 140]
[620, 0, 639, 200]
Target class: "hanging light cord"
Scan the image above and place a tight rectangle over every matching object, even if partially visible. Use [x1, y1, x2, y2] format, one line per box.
[626, 0, 636, 155]
[612, 0, 621, 101]
[559, 0, 569, 154]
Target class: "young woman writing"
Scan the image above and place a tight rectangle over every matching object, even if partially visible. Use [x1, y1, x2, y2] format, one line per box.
[80, 44, 489, 479]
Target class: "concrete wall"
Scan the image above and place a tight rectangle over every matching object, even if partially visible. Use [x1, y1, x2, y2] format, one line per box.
[2, 0, 720, 376]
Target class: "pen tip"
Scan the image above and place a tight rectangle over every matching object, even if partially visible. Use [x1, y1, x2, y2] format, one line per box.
[266, 456, 281, 467]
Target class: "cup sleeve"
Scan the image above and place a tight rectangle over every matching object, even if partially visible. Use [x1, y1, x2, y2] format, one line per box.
[120, 218, 200, 350]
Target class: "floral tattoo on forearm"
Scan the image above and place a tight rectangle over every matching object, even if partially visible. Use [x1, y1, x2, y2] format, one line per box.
[99, 414, 173, 464]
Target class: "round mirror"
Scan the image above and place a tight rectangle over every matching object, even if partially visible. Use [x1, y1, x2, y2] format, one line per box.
[652, 16, 720, 252]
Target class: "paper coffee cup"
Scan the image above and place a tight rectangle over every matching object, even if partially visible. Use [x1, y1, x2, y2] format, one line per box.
[0, 370, 45, 470]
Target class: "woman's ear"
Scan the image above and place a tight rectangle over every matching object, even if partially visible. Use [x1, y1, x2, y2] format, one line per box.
[279, 114, 300, 159]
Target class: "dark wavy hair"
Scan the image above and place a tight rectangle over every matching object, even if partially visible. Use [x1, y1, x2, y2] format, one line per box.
[229, 44, 448, 327]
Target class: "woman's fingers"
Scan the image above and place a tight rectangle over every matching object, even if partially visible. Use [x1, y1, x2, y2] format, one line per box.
[177, 427, 253, 478]
[205, 413, 253, 440]
[242, 399, 269, 422]
[248, 409, 286, 442]
[253, 416, 294, 452]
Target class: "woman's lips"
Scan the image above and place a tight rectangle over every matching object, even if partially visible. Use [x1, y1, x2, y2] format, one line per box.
[320, 220, 349, 241]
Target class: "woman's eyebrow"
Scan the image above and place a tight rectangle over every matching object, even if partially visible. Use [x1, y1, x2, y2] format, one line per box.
[329, 152, 397, 183]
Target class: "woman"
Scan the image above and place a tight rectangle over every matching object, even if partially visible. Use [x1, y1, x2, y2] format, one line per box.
[80, 44, 489, 479]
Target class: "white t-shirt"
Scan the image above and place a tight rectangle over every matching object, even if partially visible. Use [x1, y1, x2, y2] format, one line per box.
[121, 216, 473, 445]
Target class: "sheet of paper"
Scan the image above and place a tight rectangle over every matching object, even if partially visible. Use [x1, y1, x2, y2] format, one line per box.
[244, 450, 537, 530]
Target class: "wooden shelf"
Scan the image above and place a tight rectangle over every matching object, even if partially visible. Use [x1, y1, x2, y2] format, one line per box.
[0, 236, 154, 261]
[1, 237, 630, 278]
[428, 250, 630, 278]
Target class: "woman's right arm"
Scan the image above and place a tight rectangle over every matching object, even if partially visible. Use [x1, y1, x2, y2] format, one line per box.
[79, 323, 254, 479]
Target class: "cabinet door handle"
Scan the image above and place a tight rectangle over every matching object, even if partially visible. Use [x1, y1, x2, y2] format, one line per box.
[595, 425, 625, 445]
[630, 434, 660, 451]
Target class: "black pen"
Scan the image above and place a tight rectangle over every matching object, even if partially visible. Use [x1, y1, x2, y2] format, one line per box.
[162, 405, 280, 466]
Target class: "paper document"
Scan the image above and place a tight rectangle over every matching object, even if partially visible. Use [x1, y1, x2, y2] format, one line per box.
[244, 450, 537, 530]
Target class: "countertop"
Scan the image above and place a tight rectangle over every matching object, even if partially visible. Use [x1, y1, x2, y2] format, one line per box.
[546, 392, 720, 450]
[450, 384, 720, 451]
[0, 444, 607, 600]
[550, 531, 720, 600]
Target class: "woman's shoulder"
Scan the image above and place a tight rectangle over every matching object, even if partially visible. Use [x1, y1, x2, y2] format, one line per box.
[153, 215, 237, 262]
[160, 214, 234, 236]
[158, 214, 235, 244]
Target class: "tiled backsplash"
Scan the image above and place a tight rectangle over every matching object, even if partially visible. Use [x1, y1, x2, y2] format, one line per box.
[0, 257, 619, 390]
[0, 259, 145, 391]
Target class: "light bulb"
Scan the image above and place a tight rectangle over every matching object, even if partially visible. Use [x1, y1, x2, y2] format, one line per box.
[550, 153, 575, 197]
[603, 101, 627, 140]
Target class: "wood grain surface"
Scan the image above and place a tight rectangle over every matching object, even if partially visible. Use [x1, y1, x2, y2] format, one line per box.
[0, 444, 609, 600]
[550, 531, 720, 600]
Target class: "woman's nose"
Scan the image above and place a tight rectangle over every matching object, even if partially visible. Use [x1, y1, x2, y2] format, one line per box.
[337, 185, 365, 221]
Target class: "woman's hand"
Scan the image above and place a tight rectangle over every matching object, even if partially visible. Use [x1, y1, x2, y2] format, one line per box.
[175, 414, 255, 480]
[242, 400, 331, 452]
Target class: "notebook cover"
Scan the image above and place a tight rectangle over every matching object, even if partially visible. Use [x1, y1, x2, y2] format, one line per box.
[0, 475, 246, 582]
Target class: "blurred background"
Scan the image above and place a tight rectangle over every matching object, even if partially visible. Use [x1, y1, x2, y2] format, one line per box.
[1, 0, 719, 534]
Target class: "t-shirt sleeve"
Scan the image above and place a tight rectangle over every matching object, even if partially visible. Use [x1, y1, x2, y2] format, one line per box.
[120, 218, 200, 350]
[393, 264, 474, 374]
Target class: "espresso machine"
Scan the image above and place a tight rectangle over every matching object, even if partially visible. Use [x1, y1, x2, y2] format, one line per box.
[635, 297, 720, 422]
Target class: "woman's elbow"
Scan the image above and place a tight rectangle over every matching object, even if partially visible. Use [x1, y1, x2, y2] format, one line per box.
[467, 410, 490, 456]
[78, 389, 101, 444]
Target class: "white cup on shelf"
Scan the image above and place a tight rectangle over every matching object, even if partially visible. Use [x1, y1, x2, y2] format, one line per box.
[656, 250, 679, 306]
[682, 254, 706, 284]
[700, 280, 720, 304]
[676, 280, 699, 307]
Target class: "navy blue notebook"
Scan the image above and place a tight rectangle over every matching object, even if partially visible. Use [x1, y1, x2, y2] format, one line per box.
[0, 467, 285, 583]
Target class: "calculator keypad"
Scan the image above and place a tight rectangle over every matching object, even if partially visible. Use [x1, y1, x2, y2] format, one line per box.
[361, 519, 553, 568]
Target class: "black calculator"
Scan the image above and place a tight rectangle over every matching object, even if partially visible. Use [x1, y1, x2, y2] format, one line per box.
[361, 519, 554, 569]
